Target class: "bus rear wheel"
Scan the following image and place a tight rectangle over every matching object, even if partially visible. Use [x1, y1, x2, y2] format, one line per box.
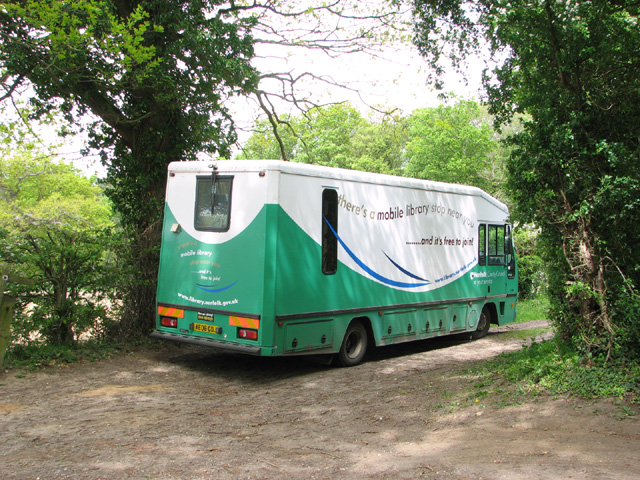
[334, 321, 368, 367]
[471, 309, 490, 340]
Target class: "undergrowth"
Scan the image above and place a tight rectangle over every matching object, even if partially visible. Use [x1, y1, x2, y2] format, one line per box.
[473, 337, 640, 401]
[3, 341, 126, 372]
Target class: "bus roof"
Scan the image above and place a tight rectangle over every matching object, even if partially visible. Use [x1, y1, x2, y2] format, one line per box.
[168, 160, 508, 214]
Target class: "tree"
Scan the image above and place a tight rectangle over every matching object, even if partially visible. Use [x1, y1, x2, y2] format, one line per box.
[241, 0, 411, 157]
[238, 115, 299, 161]
[344, 111, 407, 174]
[402, 99, 499, 192]
[294, 104, 365, 168]
[410, 0, 640, 361]
[513, 226, 546, 300]
[0, 144, 117, 345]
[240, 99, 513, 186]
[239, 102, 406, 174]
[1, 1, 408, 335]
[1, 1, 258, 335]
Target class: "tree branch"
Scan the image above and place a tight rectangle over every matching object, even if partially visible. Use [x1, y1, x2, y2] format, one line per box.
[0, 73, 25, 102]
[255, 91, 289, 161]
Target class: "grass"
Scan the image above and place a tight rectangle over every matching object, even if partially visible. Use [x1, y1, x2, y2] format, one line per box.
[498, 327, 550, 341]
[515, 295, 550, 323]
[459, 294, 640, 405]
[471, 337, 640, 402]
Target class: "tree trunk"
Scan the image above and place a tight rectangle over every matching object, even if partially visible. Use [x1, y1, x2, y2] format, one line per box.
[0, 293, 15, 369]
[560, 190, 615, 359]
[118, 217, 163, 337]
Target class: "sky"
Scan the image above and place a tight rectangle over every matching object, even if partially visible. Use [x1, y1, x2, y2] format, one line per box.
[230, 36, 486, 148]
[62, 39, 485, 176]
[226, 1, 489, 151]
[7, 4, 488, 177]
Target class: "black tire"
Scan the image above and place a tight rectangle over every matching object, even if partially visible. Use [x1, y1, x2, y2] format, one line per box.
[471, 309, 490, 340]
[334, 321, 368, 367]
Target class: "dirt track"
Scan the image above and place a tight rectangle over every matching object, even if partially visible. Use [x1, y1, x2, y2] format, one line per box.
[1, 321, 639, 480]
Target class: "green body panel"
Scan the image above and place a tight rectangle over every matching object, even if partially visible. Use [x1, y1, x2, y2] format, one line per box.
[157, 205, 267, 315]
[155, 203, 517, 356]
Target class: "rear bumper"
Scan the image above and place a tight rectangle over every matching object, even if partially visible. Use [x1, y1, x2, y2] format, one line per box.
[150, 331, 262, 355]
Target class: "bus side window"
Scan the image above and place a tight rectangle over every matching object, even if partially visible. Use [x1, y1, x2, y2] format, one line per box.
[488, 225, 506, 265]
[322, 189, 338, 275]
[478, 224, 486, 266]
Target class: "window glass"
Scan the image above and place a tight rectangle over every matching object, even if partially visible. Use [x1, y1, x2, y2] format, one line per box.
[322, 189, 338, 275]
[195, 176, 232, 231]
[488, 225, 506, 265]
[478, 224, 486, 266]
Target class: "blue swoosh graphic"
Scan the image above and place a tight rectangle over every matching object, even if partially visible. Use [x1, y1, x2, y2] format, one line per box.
[383, 252, 431, 283]
[324, 217, 430, 288]
[196, 281, 238, 293]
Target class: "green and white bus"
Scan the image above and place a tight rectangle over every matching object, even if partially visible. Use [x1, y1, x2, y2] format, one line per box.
[152, 160, 517, 366]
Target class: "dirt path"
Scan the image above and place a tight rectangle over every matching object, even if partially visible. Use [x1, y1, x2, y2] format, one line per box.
[1, 321, 639, 480]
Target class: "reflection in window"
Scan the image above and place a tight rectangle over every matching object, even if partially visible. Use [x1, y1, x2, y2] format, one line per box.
[488, 224, 506, 265]
[506, 225, 516, 279]
[195, 176, 233, 231]
[478, 224, 486, 266]
[322, 189, 338, 275]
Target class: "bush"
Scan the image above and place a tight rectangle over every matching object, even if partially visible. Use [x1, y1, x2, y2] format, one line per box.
[3, 340, 124, 371]
[485, 337, 640, 399]
[0, 152, 122, 346]
[513, 226, 547, 299]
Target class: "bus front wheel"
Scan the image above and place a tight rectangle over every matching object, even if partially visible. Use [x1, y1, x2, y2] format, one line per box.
[335, 321, 368, 367]
[471, 309, 490, 340]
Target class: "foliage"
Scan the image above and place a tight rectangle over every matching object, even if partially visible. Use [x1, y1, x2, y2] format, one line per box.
[402, 99, 499, 192]
[410, 0, 640, 362]
[293, 104, 365, 168]
[239, 103, 407, 174]
[3, 340, 125, 371]
[513, 226, 546, 300]
[0, 0, 259, 335]
[0, 145, 118, 345]
[240, 99, 510, 188]
[479, 338, 640, 400]
[239, 114, 299, 161]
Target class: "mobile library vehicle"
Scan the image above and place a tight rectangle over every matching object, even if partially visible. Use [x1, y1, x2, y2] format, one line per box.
[152, 160, 517, 366]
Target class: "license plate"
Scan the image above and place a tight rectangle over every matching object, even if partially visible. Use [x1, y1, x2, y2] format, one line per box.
[192, 323, 221, 334]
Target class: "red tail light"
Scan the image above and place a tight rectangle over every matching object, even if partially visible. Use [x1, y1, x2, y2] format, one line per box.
[161, 317, 178, 328]
[238, 328, 258, 340]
